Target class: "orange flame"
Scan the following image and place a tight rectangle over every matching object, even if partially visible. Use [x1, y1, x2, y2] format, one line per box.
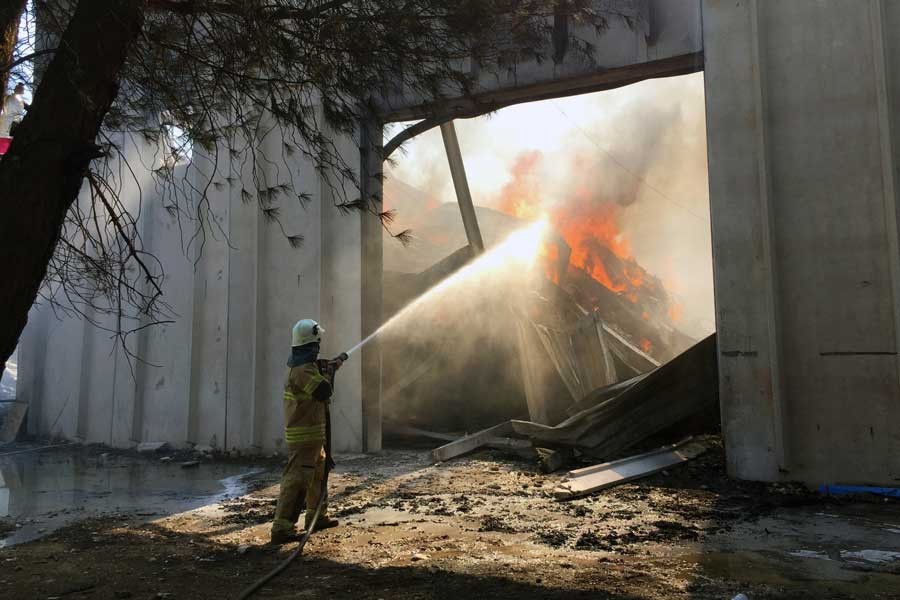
[493, 152, 642, 298]
[496, 151, 544, 221]
[490, 151, 688, 334]
[640, 338, 653, 353]
[668, 303, 683, 323]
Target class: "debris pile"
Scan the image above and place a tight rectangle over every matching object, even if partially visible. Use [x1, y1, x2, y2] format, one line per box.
[510, 333, 718, 458]
[429, 334, 718, 474]
[381, 180, 719, 489]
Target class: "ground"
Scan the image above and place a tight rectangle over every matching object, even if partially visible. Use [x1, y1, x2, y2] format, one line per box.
[2, 438, 899, 599]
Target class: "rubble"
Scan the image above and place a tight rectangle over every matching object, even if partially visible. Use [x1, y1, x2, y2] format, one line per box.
[381, 194, 698, 439]
[553, 438, 708, 499]
[510, 333, 718, 459]
[137, 442, 170, 453]
[430, 422, 531, 463]
[535, 448, 571, 474]
[419, 333, 718, 477]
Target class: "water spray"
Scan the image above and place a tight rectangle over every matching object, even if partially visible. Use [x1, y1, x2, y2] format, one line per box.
[342, 218, 548, 358]
[239, 218, 546, 600]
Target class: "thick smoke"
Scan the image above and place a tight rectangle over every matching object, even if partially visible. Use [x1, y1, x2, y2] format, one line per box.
[380, 73, 715, 429]
[387, 73, 715, 339]
[378, 220, 549, 430]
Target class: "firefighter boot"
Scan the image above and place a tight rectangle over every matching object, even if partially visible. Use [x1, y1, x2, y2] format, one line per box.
[269, 526, 302, 545]
[305, 512, 339, 532]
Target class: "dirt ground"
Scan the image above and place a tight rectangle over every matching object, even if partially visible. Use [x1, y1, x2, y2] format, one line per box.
[2, 437, 900, 599]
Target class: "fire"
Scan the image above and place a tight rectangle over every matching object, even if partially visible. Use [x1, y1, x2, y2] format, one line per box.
[490, 151, 690, 336]
[541, 243, 560, 284]
[640, 338, 653, 353]
[494, 152, 644, 299]
[668, 303, 683, 323]
[496, 151, 543, 221]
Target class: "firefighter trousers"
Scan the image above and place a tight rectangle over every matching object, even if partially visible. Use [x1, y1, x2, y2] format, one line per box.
[271, 444, 327, 535]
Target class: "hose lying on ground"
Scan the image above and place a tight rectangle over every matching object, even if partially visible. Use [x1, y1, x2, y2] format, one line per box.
[235, 474, 329, 600]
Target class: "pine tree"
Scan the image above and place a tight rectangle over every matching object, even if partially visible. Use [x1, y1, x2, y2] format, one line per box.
[0, 0, 607, 375]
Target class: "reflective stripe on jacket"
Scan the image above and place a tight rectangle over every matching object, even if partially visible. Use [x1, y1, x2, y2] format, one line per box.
[282, 362, 332, 447]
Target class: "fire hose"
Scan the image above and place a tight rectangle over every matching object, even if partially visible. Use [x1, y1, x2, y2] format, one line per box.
[236, 353, 347, 600]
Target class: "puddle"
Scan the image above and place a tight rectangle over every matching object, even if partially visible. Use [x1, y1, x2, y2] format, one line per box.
[840, 549, 900, 564]
[789, 549, 832, 561]
[0, 448, 265, 547]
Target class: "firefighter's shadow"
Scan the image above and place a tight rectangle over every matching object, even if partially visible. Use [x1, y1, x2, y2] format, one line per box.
[72, 518, 650, 599]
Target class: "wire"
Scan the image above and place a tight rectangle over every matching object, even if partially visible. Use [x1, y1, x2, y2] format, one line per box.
[553, 103, 708, 222]
[0, 442, 73, 458]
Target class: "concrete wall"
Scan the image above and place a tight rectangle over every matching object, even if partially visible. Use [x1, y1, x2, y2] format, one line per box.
[15, 1, 701, 456]
[18, 120, 381, 454]
[705, 0, 900, 485]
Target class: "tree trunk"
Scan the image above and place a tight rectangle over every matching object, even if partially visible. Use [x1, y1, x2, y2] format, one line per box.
[0, 0, 26, 95]
[0, 0, 145, 376]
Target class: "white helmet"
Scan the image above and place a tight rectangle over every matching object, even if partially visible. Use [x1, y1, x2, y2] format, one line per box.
[292, 319, 323, 347]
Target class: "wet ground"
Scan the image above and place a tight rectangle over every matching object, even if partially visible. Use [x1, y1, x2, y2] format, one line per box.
[0, 444, 262, 547]
[2, 437, 899, 599]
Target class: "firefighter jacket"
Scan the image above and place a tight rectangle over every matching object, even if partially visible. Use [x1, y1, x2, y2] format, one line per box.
[282, 362, 332, 448]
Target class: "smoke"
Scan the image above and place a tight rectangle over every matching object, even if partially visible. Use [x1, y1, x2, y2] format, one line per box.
[452, 72, 714, 339]
[380, 73, 715, 430]
[379, 222, 550, 429]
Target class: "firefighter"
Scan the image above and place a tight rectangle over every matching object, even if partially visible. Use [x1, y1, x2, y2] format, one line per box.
[270, 318, 342, 544]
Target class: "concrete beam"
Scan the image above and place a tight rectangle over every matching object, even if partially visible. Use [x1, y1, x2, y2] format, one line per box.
[379, 0, 704, 122]
[384, 52, 703, 124]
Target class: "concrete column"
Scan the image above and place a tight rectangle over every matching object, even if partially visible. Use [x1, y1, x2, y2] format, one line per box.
[225, 135, 260, 452]
[360, 118, 383, 453]
[186, 144, 232, 451]
[17, 304, 48, 438]
[703, 0, 784, 481]
[320, 128, 366, 453]
[253, 117, 324, 453]
[704, 0, 900, 485]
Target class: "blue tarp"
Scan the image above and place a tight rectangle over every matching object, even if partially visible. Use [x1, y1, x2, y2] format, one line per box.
[819, 485, 900, 498]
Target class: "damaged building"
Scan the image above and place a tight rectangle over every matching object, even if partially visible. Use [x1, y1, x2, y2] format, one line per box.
[5, 0, 899, 486]
[3, 1, 900, 598]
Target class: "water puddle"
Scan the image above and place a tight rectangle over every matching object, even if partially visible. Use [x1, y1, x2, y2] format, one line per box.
[789, 549, 833, 561]
[0, 447, 264, 547]
[840, 549, 900, 564]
